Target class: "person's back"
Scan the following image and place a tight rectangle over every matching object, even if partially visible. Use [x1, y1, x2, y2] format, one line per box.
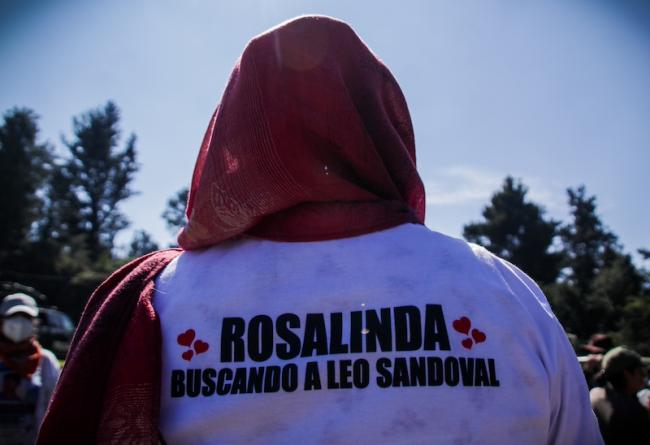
[154, 224, 600, 444]
[38, 15, 603, 445]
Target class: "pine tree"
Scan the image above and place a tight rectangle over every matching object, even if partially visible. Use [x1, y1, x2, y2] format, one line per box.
[59, 101, 139, 259]
[0, 108, 52, 258]
[128, 230, 159, 257]
[622, 296, 650, 355]
[162, 187, 188, 236]
[559, 186, 618, 295]
[592, 253, 644, 329]
[463, 176, 563, 285]
[639, 248, 650, 261]
[549, 186, 645, 338]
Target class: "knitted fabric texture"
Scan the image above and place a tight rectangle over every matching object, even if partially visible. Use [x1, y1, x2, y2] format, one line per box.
[37, 249, 181, 444]
[179, 15, 425, 249]
[38, 14, 426, 444]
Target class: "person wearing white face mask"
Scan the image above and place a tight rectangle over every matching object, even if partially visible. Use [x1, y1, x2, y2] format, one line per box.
[0, 293, 60, 445]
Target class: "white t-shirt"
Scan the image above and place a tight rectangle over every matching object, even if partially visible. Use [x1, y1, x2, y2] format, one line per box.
[154, 224, 603, 445]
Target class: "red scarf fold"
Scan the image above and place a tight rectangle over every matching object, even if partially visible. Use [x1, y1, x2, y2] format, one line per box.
[37, 249, 181, 444]
[38, 15, 425, 444]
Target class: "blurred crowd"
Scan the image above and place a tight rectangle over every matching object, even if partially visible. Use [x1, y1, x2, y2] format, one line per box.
[573, 333, 650, 442]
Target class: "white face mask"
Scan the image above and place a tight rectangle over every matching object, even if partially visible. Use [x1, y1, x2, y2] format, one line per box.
[2, 317, 35, 343]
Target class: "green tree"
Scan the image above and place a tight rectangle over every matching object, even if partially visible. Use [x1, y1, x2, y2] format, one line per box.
[559, 186, 618, 295]
[60, 101, 139, 260]
[638, 248, 650, 293]
[37, 168, 84, 249]
[548, 186, 646, 338]
[619, 248, 650, 353]
[463, 176, 563, 285]
[639, 248, 650, 260]
[621, 296, 650, 355]
[553, 252, 644, 337]
[592, 253, 644, 325]
[162, 187, 188, 236]
[128, 230, 159, 257]
[0, 103, 143, 322]
[0, 108, 52, 258]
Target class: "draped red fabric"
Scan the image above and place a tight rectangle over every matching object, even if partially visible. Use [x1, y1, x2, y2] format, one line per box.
[37, 249, 181, 444]
[38, 15, 425, 444]
[179, 15, 425, 249]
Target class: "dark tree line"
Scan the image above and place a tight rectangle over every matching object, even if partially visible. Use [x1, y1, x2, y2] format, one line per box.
[1, 103, 648, 353]
[464, 177, 650, 354]
[0, 103, 157, 320]
[162, 187, 188, 235]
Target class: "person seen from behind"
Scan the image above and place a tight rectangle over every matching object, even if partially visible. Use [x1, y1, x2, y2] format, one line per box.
[590, 346, 650, 444]
[38, 15, 603, 444]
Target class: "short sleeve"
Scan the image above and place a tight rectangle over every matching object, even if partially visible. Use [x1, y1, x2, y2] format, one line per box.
[492, 257, 604, 445]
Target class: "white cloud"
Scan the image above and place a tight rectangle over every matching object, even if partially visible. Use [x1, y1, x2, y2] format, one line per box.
[526, 179, 566, 214]
[423, 166, 502, 206]
[423, 166, 565, 214]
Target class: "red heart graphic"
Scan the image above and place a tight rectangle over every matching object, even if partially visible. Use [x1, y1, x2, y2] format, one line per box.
[177, 329, 195, 347]
[194, 340, 210, 355]
[472, 329, 486, 343]
[453, 317, 471, 335]
[461, 338, 473, 350]
[182, 350, 194, 361]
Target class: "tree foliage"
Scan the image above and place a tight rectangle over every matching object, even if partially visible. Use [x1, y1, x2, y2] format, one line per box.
[1, 102, 648, 353]
[463, 178, 649, 352]
[463, 176, 562, 285]
[0, 102, 139, 322]
[639, 248, 650, 261]
[0, 109, 52, 257]
[59, 101, 139, 259]
[546, 187, 647, 339]
[162, 187, 188, 236]
[128, 230, 160, 257]
[621, 296, 650, 355]
[559, 186, 619, 295]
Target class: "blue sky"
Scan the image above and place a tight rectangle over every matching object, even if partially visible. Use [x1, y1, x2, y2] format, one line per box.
[1, 0, 648, 261]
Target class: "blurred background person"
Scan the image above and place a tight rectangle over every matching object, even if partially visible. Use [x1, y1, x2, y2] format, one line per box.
[590, 346, 650, 444]
[0, 293, 60, 445]
[581, 333, 614, 389]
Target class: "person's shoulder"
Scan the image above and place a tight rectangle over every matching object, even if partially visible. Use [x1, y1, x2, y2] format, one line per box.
[406, 225, 521, 275]
[40, 347, 59, 364]
[590, 386, 613, 421]
[388, 223, 491, 259]
[462, 239, 545, 295]
[590, 386, 607, 403]
[124, 248, 183, 272]
[39, 347, 61, 370]
[411, 226, 556, 318]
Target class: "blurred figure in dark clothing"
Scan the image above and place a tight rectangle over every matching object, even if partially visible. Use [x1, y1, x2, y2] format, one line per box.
[590, 346, 650, 444]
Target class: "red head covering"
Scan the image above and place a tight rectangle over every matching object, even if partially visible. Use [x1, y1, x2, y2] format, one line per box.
[179, 15, 425, 249]
[38, 17, 426, 444]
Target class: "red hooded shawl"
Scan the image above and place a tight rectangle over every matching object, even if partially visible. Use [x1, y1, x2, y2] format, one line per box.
[38, 15, 425, 444]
